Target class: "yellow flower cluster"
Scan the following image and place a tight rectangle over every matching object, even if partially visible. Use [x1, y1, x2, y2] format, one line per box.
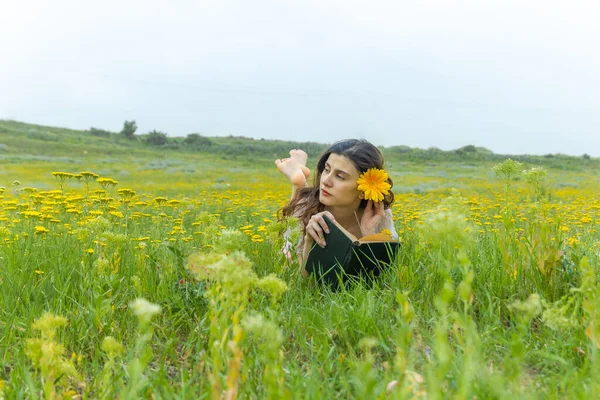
[0, 164, 598, 284]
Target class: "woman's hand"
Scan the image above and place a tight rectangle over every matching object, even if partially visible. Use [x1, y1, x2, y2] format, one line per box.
[360, 200, 385, 236]
[305, 211, 336, 248]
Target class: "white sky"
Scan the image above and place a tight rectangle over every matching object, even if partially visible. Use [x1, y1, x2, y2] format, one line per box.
[1, 0, 599, 156]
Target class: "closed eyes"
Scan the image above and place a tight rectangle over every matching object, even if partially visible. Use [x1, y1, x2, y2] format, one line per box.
[324, 164, 348, 180]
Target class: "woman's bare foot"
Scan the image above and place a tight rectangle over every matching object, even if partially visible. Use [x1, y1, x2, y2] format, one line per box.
[275, 149, 311, 188]
[288, 149, 308, 167]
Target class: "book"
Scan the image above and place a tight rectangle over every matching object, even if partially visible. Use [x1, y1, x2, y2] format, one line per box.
[304, 215, 400, 289]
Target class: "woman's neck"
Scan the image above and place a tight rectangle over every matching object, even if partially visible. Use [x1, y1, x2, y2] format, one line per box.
[326, 206, 363, 230]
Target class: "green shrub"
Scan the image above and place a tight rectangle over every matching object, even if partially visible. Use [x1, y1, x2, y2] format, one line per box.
[120, 120, 137, 139]
[184, 133, 213, 148]
[89, 127, 112, 137]
[144, 130, 168, 146]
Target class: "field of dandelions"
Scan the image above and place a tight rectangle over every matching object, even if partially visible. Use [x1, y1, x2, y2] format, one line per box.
[1, 133, 600, 398]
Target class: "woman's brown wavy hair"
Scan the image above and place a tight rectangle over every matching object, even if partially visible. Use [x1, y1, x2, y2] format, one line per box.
[280, 139, 394, 230]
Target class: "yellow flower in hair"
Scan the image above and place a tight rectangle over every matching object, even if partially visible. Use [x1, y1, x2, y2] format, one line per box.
[356, 168, 391, 203]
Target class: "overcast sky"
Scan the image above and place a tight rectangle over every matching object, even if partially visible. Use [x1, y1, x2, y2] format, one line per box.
[1, 0, 599, 156]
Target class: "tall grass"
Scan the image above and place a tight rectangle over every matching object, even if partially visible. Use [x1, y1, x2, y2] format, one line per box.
[0, 153, 598, 398]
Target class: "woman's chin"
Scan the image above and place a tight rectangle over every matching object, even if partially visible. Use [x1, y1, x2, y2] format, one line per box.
[319, 195, 331, 205]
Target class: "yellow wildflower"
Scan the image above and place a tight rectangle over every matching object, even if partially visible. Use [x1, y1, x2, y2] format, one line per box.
[79, 171, 100, 179]
[117, 188, 136, 197]
[109, 211, 124, 219]
[22, 211, 42, 218]
[52, 172, 74, 179]
[379, 228, 393, 237]
[80, 171, 99, 178]
[34, 226, 49, 235]
[97, 178, 119, 187]
[154, 197, 168, 205]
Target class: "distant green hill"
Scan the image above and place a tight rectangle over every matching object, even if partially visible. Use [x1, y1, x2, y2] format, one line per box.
[0, 120, 328, 163]
[0, 119, 596, 171]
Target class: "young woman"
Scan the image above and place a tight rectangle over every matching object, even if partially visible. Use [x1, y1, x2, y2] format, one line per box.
[275, 139, 397, 276]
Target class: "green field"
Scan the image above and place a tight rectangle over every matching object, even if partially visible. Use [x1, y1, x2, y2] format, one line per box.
[1, 120, 599, 399]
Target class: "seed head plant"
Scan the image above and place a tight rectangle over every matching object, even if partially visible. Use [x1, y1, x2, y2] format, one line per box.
[418, 192, 475, 267]
[241, 313, 288, 399]
[352, 337, 381, 399]
[523, 166, 547, 202]
[187, 234, 288, 398]
[492, 158, 523, 210]
[541, 295, 579, 331]
[98, 336, 125, 399]
[388, 291, 424, 398]
[25, 312, 81, 399]
[121, 298, 162, 399]
[506, 293, 542, 393]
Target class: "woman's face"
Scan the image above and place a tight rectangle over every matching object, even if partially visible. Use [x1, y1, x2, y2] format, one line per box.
[318, 153, 362, 208]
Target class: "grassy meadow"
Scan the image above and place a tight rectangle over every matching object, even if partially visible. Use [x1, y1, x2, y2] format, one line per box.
[1, 120, 600, 399]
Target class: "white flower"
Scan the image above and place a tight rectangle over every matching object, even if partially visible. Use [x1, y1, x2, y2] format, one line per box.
[129, 298, 161, 324]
